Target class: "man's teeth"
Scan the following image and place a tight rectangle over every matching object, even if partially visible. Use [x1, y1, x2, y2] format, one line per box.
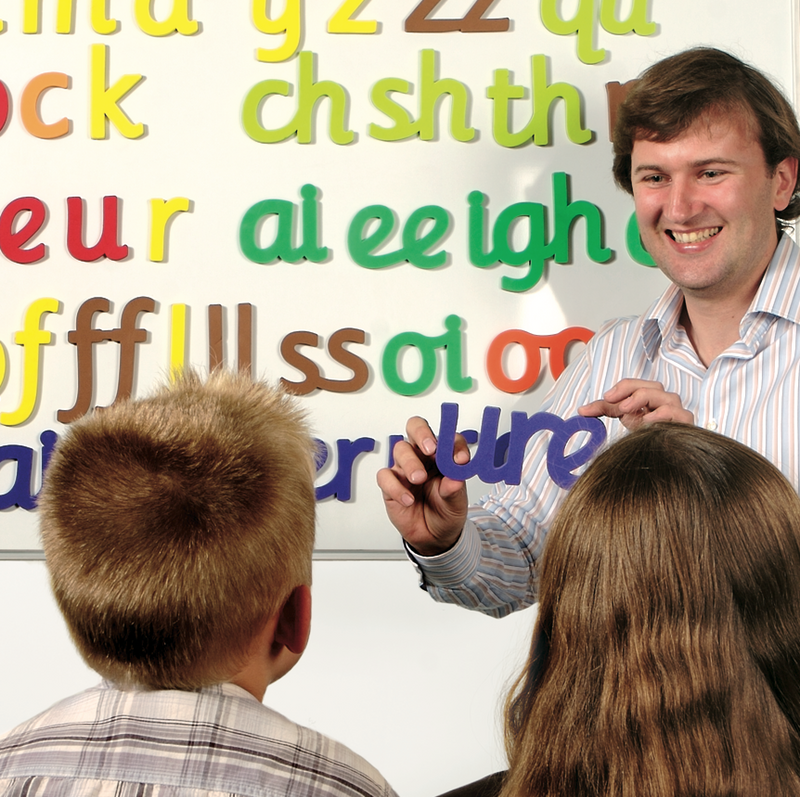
[671, 227, 721, 243]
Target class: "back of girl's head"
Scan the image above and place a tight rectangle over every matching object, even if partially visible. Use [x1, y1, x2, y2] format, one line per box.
[502, 423, 800, 797]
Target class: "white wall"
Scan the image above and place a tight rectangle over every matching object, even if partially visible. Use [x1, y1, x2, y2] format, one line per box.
[0, 558, 534, 797]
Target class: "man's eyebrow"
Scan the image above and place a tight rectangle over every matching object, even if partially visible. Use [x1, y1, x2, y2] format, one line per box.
[633, 157, 739, 174]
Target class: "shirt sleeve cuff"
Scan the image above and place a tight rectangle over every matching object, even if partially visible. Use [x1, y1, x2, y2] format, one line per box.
[402, 519, 482, 589]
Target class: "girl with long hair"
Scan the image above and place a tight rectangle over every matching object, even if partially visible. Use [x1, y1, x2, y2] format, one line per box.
[453, 423, 800, 797]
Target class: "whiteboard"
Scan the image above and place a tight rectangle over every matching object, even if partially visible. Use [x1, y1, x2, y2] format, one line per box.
[0, 0, 795, 556]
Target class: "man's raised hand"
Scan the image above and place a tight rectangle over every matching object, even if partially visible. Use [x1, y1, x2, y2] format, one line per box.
[377, 416, 470, 556]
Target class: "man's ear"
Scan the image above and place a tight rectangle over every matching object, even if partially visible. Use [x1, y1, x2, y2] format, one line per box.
[273, 585, 312, 656]
[773, 156, 799, 211]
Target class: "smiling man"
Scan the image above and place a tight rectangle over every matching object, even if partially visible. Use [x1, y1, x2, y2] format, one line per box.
[378, 48, 800, 617]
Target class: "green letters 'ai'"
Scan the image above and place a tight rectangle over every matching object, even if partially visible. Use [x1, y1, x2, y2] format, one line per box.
[240, 184, 328, 264]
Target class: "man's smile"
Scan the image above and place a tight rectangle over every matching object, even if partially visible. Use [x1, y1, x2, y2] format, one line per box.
[667, 227, 722, 243]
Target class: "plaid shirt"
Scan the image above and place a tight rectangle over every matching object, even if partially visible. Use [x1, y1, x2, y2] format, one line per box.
[0, 681, 397, 797]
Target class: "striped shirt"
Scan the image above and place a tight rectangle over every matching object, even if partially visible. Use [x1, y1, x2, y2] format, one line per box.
[414, 234, 800, 617]
[0, 681, 397, 797]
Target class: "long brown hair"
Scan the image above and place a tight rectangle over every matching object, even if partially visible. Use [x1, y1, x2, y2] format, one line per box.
[502, 424, 800, 797]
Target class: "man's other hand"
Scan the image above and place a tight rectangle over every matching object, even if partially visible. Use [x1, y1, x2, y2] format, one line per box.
[578, 379, 694, 430]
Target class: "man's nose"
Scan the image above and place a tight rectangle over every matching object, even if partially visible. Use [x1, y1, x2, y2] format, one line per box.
[666, 177, 700, 222]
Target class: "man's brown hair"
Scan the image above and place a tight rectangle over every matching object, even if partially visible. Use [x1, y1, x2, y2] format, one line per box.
[38, 370, 316, 690]
[613, 47, 800, 232]
[502, 423, 800, 797]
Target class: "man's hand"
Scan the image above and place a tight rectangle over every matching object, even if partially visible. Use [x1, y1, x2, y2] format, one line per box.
[578, 379, 694, 430]
[377, 416, 469, 557]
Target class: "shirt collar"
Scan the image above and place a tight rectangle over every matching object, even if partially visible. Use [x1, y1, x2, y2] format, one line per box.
[640, 233, 800, 360]
[748, 233, 800, 322]
[641, 283, 684, 361]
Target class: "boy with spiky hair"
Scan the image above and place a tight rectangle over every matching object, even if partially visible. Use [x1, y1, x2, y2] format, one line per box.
[0, 370, 397, 797]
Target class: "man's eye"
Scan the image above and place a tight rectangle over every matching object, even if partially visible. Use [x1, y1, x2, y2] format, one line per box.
[702, 170, 722, 179]
[643, 174, 664, 183]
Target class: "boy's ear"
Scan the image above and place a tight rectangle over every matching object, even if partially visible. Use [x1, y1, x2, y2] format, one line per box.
[274, 585, 311, 656]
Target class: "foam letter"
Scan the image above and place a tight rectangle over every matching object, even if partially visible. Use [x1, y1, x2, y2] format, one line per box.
[66, 196, 129, 262]
[1, 298, 59, 427]
[134, 0, 198, 35]
[369, 78, 417, 141]
[315, 438, 376, 501]
[0, 82, 9, 132]
[540, 0, 603, 65]
[0, 197, 47, 264]
[56, 0, 73, 33]
[23, 0, 39, 33]
[486, 327, 594, 393]
[206, 304, 253, 373]
[599, 0, 655, 36]
[488, 55, 591, 147]
[418, 50, 474, 142]
[328, 0, 377, 33]
[114, 297, 154, 404]
[240, 185, 328, 264]
[382, 315, 472, 396]
[149, 197, 190, 261]
[92, 0, 119, 33]
[242, 78, 293, 143]
[281, 328, 368, 395]
[170, 303, 187, 377]
[294, 51, 353, 145]
[0, 446, 35, 510]
[348, 205, 402, 268]
[551, 172, 611, 265]
[90, 44, 145, 139]
[436, 403, 606, 487]
[57, 297, 113, 424]
[20, 73, 70, 139]
[253, 0, 300, 62]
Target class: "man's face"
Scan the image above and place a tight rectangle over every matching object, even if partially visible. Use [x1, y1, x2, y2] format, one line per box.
[631, 112, 797, 304]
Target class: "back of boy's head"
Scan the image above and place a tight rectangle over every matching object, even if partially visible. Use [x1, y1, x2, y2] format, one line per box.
[38, 369, 317, 691]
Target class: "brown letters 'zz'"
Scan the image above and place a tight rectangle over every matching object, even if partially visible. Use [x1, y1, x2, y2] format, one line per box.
[405, 0, 509, 32]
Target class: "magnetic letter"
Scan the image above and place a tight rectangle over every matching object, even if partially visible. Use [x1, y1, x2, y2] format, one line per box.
[0, 197, 47, 264]
[20, 73, 70, 139]
[149, 197, 191, 261]
[66, 196, 129, 262]
[134, 0, 199, 35]
[1, 298, 59, 427]
[253, 0, 301, 62]
[90, 44, 145, 140]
